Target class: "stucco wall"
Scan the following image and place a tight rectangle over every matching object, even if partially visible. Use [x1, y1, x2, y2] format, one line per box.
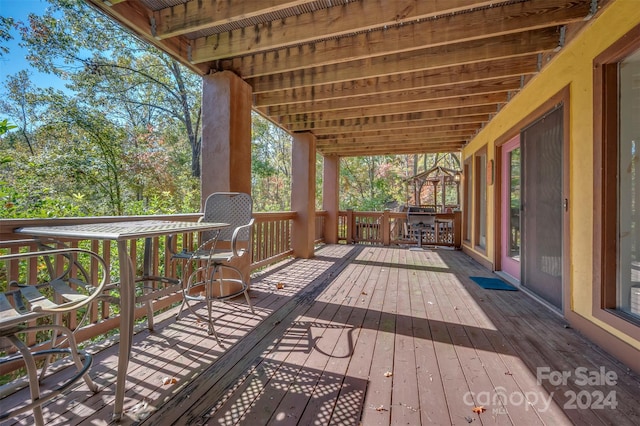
[461, 0, 640, 349]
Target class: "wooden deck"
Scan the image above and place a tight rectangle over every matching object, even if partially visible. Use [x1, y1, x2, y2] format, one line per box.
[3, 245, 640, 425]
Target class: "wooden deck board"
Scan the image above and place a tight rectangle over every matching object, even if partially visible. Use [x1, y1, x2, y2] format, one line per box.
[3, 245, 640, 426]
[406, 250, 451, 425]
[390, 249, 421, 425]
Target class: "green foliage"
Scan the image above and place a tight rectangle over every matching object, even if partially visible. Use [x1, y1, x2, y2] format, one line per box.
[0, 16, 14, 57]
[251, 113, 292, 211]
[0, 119, 17, 135]
[0, 0, 461, 220]
[0, 0, 203, 218]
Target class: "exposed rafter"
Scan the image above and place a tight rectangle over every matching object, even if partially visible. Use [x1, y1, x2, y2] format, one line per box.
[85, 0, 600, 157]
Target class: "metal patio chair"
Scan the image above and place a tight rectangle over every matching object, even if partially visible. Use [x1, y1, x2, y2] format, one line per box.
[0, 247, 108, 426]
[172, 192, 255, 344]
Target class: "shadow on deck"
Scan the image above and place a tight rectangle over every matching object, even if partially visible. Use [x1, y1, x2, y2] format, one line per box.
[3, 245, 640, 425]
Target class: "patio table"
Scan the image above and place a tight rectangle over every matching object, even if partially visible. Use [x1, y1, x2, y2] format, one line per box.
[15, 219, 228, 421]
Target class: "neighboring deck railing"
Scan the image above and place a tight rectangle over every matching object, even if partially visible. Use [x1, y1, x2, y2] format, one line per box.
[338, 209, 462, 248]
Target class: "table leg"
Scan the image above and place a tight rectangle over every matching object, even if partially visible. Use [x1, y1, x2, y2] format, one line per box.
[113, 240, 135, 421]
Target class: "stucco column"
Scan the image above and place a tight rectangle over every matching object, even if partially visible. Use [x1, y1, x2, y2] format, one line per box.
[201, 70, 252, 202]
[322, 155, 340, 244]
[201, 70, 252, 285]
[291, 132, 316, 258]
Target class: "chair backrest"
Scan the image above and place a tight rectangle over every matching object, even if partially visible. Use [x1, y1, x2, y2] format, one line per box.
[0, 248, 108, 331]
[201, 192, 253, 242]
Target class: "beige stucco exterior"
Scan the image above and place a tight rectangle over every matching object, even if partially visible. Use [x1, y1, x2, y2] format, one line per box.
[461, 0, 640, 352]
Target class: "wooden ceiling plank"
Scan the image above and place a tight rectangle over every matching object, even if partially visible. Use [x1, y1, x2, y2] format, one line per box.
[229, 27, 561, 79]
[317, 133, 472, 146]
[190, 0, 589, 65]
[189, 0, 515, 61]
[282, 107, 497, 130]
[246, 29, 558, 92]
[278, 93, 507, 125]
[285, 110, 494, 131]
[154, 1, 312, 40]
[307, 115, 491, 134]
[267, 76, 521, 116]
[254, 56, 538, 106]
[319, 142, 466, 157]
[318, 124, 480, 139]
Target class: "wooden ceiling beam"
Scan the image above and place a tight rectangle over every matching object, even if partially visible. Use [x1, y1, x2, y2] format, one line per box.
[254, 56, 538, 107]
[153, 1, 312, 40]
[191, 0, 589, 65]
[318, 124, 480, 140]
[168, 0, 497, 47]
[278, 93, 507, 125]
[266, 77, 520, 116]
[246, 29, 558, 92]
[306, 115, 491, 134]
[316, 132, 474, 149]
[285, 109, 495, 132]
[318, 142, 466, 157]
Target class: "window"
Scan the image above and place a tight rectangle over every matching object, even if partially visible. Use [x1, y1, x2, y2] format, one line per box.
[474, 149, 487, 251]
[594, 24, 640, 334]
[617, 49, 640, 318]
[463, 157, 472, 243]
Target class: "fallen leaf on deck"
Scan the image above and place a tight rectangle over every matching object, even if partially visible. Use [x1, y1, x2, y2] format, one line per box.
[276, 283, 285, 289]
[361, 291, 368, 295]
[375, 405, 387, 412]
[162, 376, 178, 385]
[384, 371, 393, 377]
[472, 406, 486, 414]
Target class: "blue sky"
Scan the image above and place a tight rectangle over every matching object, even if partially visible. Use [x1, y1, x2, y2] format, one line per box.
[0, 0, 69, 92]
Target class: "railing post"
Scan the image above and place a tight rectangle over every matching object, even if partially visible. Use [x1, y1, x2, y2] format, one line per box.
[454, 210, 462, 248]
[346, 209, 354, 244]
[382, 209, 391, 246]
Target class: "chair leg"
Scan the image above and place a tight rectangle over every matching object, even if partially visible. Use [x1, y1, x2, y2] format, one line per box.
[176, 297, 187, 320]
[205, 297, 223, 346]
[244, 289, 255, 314]
[38, 311, 62, 383]
[11, 337, 45, 426]
[50, 325, 99, 393]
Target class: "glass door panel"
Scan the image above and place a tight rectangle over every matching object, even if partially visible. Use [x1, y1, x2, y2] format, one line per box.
[501, 136, 521, 279]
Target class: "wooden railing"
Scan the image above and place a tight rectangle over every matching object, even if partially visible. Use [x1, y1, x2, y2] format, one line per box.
[315, 210, 327, 243]
[251, 211, 296, 270]
[338, 209, 462, 248]
[0, 212, 299, 364]
[0, 208, 458, 374]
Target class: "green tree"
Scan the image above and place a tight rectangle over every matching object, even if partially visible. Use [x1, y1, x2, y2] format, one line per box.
[340, 156, 405, 210]
[1, 71, 40, 155]
[18, 0, 202, 178]
[251, 113, 292, 211]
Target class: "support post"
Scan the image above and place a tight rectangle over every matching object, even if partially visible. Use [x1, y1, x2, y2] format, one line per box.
[201, 71, 252, 201]
[291, 132, 316, 258]
[322, 155, 340, 244]
[201, 70, 252, 282]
